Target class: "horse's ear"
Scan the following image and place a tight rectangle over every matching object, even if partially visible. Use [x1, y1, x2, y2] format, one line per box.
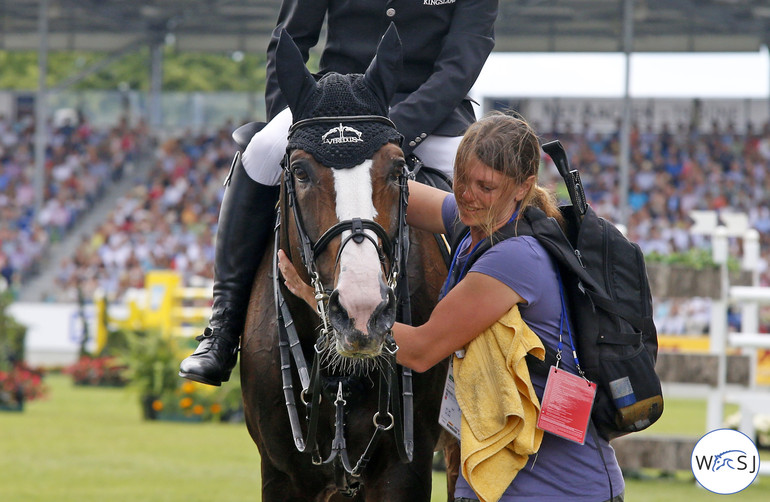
[275, 29, 317, 116]
[362, 23, 402, 107]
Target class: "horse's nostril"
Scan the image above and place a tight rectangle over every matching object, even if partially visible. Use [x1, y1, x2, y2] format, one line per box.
[368, 288, 396, 335]
[328, 289, 342, 315]
[328, 289, 355, 332]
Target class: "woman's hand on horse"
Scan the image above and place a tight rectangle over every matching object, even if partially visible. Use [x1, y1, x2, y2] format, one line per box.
[277, 249, 317, 308]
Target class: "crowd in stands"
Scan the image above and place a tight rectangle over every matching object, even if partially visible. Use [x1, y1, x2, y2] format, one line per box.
[49, 124, 237, 303]
[3, 111, 770, 335]
[0, 112, 147, 294]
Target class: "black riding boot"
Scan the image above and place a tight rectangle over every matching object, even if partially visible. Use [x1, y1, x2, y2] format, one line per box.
[179, 152, 279, 386]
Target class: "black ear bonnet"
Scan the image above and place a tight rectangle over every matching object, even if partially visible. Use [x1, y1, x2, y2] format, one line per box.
[276, 24, 403, 169]
[286, 73, 403, 169]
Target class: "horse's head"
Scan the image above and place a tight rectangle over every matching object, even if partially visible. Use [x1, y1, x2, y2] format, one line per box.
[276, 25, 406, 365]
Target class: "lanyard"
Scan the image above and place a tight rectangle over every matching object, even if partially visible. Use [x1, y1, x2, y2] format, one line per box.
[440, 232, 485, 298]
[555, 267, 586, 379]
[441, 209, 519, 298]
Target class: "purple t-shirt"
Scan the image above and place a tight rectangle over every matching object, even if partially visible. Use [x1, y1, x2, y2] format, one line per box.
[441, 194, 624, 501]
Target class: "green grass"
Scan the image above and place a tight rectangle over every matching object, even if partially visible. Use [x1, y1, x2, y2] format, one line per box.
[2, 374, 770, 501]
[638, 398, 739, 436]
[0, 373, 261, 502]
[624, 473, 770, 501]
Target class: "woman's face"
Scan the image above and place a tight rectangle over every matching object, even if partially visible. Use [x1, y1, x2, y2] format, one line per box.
[455, 156, 518, 230]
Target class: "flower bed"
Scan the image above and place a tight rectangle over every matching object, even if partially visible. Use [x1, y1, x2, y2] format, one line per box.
[0, 362, 47, 411]
[0, 289, 40, 410]
[143, 380, 242, 423]
[65, 355, 128, 387]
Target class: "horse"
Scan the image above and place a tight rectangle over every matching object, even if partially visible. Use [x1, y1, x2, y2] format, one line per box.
[239, 26, 454, 501]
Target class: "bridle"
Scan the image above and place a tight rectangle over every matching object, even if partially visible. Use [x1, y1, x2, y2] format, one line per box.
[271, 114, 415, 496]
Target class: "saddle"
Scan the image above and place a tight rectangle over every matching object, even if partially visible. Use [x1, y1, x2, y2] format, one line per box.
[232, 121, 266, 150]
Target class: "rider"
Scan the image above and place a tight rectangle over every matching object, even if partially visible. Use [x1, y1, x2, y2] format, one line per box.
[179, 1, 499, 386]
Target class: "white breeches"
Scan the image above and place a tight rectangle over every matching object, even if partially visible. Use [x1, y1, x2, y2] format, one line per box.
[241, 107, 460, 185]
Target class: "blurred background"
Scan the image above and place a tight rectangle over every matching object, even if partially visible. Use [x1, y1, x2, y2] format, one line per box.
[2, 1, 770, 500]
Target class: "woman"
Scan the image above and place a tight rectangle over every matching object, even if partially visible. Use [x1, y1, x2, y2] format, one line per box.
[179, 0, 498, 386]
[280, 112, 625, 501]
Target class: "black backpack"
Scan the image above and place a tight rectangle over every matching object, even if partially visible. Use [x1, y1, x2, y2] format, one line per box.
[448, 140, 663, 441]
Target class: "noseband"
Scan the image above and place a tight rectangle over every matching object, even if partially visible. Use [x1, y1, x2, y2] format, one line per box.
[272, 114, 415, 494]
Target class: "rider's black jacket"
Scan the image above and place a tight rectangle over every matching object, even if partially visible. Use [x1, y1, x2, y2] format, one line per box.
[264, 0, 498, 156]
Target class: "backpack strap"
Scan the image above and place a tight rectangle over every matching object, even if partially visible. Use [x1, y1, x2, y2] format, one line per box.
[446, 209, 537, 291]
[446, 207, 566, 291]
[447, 210, 557, 377]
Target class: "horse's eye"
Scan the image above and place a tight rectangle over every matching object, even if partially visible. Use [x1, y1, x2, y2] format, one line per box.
[390, 162, 405, 180]
[292, 166, 309, 182]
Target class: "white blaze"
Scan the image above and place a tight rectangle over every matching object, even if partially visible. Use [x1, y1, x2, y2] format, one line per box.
[332, 161, 383, 332]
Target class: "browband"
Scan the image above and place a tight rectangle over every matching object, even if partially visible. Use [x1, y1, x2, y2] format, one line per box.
[288, 115, 397, 136]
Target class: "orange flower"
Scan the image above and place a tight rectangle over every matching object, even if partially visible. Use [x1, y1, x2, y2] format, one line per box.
[210, 403, 222, 414]
[181, 381, 196, 394]
[179, 397, 194, 409]
[151, 400, 164, 412]
[192, 404, 205, 415]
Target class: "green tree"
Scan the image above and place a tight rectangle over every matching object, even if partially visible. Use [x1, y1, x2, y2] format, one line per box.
[0, 48, 268, 92]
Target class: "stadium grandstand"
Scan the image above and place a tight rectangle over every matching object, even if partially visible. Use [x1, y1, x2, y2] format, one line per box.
[2, 0, 770, 345]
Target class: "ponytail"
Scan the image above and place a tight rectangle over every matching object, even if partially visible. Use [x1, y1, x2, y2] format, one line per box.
[518, 184, 564, 228]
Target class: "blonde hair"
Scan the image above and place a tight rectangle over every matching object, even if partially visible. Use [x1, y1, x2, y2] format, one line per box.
[454, 111, 562, 236]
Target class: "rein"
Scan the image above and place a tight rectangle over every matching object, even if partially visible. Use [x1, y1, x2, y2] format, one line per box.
[273, 115, 415, 493]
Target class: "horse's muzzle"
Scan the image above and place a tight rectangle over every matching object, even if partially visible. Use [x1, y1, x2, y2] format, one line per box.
[328, 286, 397, 357]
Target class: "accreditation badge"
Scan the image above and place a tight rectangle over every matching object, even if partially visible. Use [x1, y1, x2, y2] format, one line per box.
[438, 357, 462, 440]
[536, 366, 597, 444]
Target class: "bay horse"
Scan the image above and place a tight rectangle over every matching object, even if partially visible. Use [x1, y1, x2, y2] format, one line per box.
[239, 26, 452, 501]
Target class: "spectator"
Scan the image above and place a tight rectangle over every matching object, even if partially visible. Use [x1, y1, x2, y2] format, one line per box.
[0, 113, 148, 296]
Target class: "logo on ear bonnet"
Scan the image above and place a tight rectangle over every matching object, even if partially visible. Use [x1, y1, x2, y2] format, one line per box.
[322, 124, 364, 145]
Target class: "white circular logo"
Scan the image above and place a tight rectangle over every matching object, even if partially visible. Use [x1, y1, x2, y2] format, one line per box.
[691, 429, 760, 494]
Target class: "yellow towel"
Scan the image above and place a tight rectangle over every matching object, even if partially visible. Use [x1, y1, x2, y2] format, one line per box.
[454, 305, 545, 502]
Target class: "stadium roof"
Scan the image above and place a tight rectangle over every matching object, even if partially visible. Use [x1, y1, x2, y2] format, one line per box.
[1, 0, 769, 54]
